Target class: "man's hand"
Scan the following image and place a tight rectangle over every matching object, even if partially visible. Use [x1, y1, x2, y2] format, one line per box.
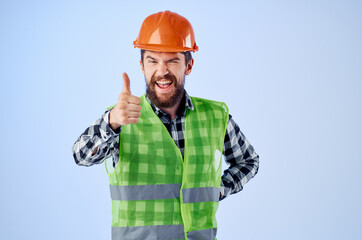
[109, 73, 141, 131]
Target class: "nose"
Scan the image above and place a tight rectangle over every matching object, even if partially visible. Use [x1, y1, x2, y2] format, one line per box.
[156, 62, 169, 76]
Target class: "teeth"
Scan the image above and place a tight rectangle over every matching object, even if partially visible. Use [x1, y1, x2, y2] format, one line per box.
[156, 80, 172, 84]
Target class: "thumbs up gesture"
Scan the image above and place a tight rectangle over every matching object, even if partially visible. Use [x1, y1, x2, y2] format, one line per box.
[109, 73, 142, 131]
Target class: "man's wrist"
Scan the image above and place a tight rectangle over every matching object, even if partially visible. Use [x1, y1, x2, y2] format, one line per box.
[108, 109, 121, 133]
[104, 110, 121, 135]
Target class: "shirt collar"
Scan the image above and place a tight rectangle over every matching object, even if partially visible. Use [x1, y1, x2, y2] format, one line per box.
[146, 90, 194, 118]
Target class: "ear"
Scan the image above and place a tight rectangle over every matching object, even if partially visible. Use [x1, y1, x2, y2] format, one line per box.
[140, 59, 145, 74]
[185, 58, 194, 76]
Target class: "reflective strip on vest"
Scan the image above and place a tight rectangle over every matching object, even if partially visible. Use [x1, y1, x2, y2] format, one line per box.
[110, 183, 181, 201]
[187, 228, 217, 240]
[112, 224, 185, 240]
[182, 187, 220, 203]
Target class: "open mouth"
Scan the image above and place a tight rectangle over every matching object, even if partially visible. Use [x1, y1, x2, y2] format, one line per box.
[156, 80, 173, 90]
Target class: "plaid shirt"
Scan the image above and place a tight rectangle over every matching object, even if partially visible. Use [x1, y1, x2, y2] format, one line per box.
[72, 92, 259, 200]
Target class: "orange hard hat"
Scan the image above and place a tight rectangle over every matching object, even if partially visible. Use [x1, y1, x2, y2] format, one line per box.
[133, 10, 199, 52]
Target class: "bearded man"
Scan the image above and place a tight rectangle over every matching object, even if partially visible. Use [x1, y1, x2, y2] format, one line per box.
[72, 10, 259, 240]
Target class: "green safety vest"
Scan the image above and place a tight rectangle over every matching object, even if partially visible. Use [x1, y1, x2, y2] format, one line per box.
[107, 95, 229, 240]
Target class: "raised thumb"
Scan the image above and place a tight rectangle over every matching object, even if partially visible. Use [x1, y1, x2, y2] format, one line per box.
[122, 72, 131, 94]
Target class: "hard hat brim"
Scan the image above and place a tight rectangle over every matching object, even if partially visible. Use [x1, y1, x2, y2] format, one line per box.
[133, 42, 198, 53]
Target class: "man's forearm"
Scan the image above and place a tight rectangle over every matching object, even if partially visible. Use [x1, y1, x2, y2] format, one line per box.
[72, 110, 120, 166]
[220, 154, 259, 200]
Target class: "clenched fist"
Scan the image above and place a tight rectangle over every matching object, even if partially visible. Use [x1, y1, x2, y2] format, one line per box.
[109, 73, 141, 131]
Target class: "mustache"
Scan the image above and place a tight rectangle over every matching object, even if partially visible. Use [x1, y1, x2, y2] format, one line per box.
[151, 73, 177, 84]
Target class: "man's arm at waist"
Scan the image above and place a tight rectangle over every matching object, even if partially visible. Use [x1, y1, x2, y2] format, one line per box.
[220, 115, 259, 200]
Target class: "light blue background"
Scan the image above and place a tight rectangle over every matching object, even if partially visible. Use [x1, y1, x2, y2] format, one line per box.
[1, 0, 361, 239]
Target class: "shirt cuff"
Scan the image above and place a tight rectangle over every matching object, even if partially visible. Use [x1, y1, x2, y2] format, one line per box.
[219, 181, 225, 200]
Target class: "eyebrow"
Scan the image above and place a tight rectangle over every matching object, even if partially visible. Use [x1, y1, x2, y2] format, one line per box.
[146, 56, 156, 61]
[167, 57, 180, 62]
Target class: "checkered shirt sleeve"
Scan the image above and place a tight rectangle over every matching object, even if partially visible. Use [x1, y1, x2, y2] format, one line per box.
[220, 116, 259, 200]
[72, 110, 120, 166]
